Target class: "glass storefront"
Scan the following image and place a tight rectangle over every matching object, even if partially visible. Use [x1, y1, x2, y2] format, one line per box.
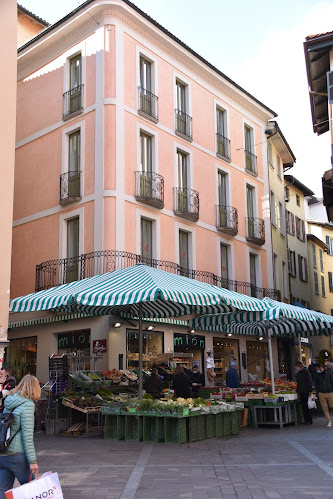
[57, 329, 91, 370]
[295, 343, 312, 368]
[277, 338, 293, 380]
[127, 329, 164, 369]
[4, 336, 37, 381]
[173, 333, 205, 372]
[246, 340, 268, 381]
[213, 337, 239, 384]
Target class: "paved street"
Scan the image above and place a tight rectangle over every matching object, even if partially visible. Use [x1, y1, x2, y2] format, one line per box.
[27, 415, 333, 498]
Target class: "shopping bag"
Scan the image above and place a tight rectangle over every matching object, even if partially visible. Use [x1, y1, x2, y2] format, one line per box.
[308, 395, 317, 410]
[5, 472, 63, 499]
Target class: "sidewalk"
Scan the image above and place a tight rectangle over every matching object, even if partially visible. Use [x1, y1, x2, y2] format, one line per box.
[31, 415, 333, 498]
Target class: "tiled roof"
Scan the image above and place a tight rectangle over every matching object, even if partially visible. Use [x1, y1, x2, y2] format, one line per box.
[18, 3, 49, 26]
[306, 31, 333, 40]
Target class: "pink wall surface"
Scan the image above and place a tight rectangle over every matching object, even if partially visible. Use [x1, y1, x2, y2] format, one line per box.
[83, 112, 96, 196]
[85, 52, 96, 109]
[104, 106, 116, 190]
[84, 201, 95, 254]
[103, 197, 116, 251]
[192, 84, 214, 151]
[104, 26, 115, 98]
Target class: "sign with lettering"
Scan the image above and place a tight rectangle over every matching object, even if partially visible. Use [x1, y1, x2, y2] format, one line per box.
[58, 330, 90, 350]
[301, 337, 309, 344]
[173, 333, 205, 350]
[92, 339, 107, 355]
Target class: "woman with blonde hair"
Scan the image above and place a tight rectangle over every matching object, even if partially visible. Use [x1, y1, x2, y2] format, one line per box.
[0, 374, 41, 498]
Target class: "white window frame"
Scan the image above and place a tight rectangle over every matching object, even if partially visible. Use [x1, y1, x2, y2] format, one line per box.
[59, 207, 84, 260]
[62, 120, 85, 198]
[270, 191, 276, 228]
[63, 43, 86, 109]
[136, 122, 159, 174]
[173, 71, 192, 129]
[174, 142, 193, 189]
[136, 46, 158, 108]
[174, 221, 196, 271]
[136, 208, 160, 261]
[276, 154, 282, 179]
[214, 99, 230, 140]
[215, 164, 231, 208]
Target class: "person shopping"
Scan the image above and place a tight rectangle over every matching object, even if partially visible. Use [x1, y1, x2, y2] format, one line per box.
[172, 366, 191, 399]
[144, 368, 163, 399]
[295, 362, 313, 425]
[226, 362, 240, 388]
[0, 368, 16, 408]
[315, 363, 333, 427]
[0, 375, 41, 499]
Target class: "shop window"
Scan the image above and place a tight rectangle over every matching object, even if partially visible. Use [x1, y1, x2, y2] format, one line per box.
[213, 337, 239, 384]
[3, 336, 37, 382]
[58, 329, 91, 369]
[126, 329, 163, 369]
[246, 340, 268, 381]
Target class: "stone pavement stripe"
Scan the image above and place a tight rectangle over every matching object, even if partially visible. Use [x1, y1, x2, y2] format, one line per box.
[120, 443, 153, 499]
[289, 441, 333, 478]
[51, 462, 320, 469]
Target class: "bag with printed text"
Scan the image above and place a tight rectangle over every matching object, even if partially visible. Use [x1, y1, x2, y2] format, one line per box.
[5, 472, 64, 499]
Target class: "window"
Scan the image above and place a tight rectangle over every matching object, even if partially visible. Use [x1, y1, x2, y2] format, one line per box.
[286, 210, 295, 236]
[329, 272, 333, 293]
[64, 53, 83, 118]
[326, 236, 333, 255]
[141, 218, 153, 263]
[66, 217, 79, 282]
[288, 249, 296, 277]
[60, 130, 81, 203]
[270, 191, 276, 227]
[298, 255, 308, 282]
[179, 230, 190, 276]
[282, 261, 288, 299]
[279, 202, 285, 236]
[312, 243, 317, 268]
[175, 80, 191, 139]
[321, 275, 326, 297]
[249, 253, 257, 297]
[296, 194, 300, 207]
[276, 155, 281, 179]
[127, 329, 164, 369]
[296, 217, 304, 241]
[140, 56, 151, 92]
[3, 336, 37, 381]
[216, 108, 230, 159]
[177, 150, 188, 210]
[267, 142, 273, 167]
[217, 170, 228, 226]
[314, 272, 319, 294]
[140, 132, 152, 174]
[138, 56, 158, 120]
[176, 80, 186, 113]
[273, 253, 278, 290]
[244, 125, 256, 174]
[220, 243, 230, 287]
[246, 185, 256, 238]
[285, 187, 290, 202]
[319, 249, 324, 272]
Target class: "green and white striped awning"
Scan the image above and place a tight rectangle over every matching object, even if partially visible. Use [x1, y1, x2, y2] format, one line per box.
[10, 265, 273, 318]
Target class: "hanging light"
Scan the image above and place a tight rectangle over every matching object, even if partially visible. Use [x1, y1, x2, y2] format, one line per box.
[113, 322, 122, 328]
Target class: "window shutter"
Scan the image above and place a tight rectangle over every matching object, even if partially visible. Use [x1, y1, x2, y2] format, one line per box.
[326, 235, 331, 255]
[301, 220, 305, 242]
[298, 254, 303, 280]
[296, 217, 300, 239]
[293, 252, 296, 277]
[291, 214, 295, 235]
[287, 249, 291, 274]
[304, 258, 308, 282]
[285, 210, 289, 234]
[327, 71, 333, 105]
[329, 272, 333, 293]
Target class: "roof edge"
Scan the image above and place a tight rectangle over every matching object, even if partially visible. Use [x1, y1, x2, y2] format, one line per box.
[17, 3, 49, 27]
[284, 175, 314, 197]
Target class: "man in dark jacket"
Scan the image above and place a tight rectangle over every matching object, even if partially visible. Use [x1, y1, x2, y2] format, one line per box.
[144, 368, 162, 399]
[315, 363, 333, 427]
[226, 362, 240, 388]
[0, 368, 16, 399]
[295, 362, 313, 425]
[308, 359, 318, 387]
[189, 365, 205, 397]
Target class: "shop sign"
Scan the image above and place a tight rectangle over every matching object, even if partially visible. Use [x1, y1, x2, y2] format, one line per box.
[58, 330, 90, 350]
[173, 333, 205, 350]
[92, 339, 107, 355]
[301, 337, 309, 344]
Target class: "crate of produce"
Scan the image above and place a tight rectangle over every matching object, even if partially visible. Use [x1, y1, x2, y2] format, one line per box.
[234, 394, 248, 402]
[62, 397, 102, 413]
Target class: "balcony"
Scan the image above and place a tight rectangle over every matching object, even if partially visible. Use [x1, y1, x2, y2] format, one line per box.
[244, 150, 257, 176]
[216, 205, 238, 236]
[60, 171, 82, 206]
[216, 134, 231, 161]
[174, 187, 199, 222]
[138, 87, 158, 123]
[135, 171, 164, 209]
[246, 217, 265, 246]
[175, 109, 192, 141]
[35, 249, 281, 302]
[63, 84, 84, 120]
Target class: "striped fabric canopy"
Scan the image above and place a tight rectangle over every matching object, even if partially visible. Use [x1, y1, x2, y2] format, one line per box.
[9, 265, 274, 318]
[262, 298, 333, 324]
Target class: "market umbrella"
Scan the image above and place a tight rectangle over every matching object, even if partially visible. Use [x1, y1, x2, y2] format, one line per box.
[10, 265, 275, 397]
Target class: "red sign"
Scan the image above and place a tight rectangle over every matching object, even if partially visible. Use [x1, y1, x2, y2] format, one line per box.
[92, 339, 107, 355]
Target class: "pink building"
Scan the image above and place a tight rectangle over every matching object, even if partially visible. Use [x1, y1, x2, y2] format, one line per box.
[10, 1, 281, 382]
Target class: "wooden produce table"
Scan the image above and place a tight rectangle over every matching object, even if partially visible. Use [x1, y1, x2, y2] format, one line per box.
[253, 402, 297, 429]
[62, 398, 103, 437]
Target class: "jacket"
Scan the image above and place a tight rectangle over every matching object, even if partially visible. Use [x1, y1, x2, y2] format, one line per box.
[173, 373, 191, 399]
[144, 374, 162, 399]
[4, 392, 37, 464]
[0, 376, 16, 401]
[226, 368, 239, 388]
[296, 368, 313, 394]
[315, 370, 333, 394]
[189, 371, 205, 392]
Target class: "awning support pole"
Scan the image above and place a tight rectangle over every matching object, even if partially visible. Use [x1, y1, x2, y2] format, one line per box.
[298, 332, 302, 362]
[138, 302, 143, 400]
[267, 327, 275, 395]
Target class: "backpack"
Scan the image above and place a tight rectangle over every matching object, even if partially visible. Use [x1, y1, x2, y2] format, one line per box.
[0, 411, 20, 453]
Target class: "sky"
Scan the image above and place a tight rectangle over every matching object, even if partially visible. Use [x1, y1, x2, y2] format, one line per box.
[19, 0, 333, 198]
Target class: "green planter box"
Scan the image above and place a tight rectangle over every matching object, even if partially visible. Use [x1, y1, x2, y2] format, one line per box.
[215, 412, 224, 437]
[205, 414, 215, 439]
[164, 416, 187, 444]
[125, 415, 143, 441]
[224, 412, 233, 436]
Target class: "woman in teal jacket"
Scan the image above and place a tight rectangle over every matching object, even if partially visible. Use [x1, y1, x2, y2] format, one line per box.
[0, 375, 41, 498]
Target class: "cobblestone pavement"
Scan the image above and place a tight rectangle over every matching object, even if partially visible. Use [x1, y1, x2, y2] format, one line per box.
[22, 416, 333, 498]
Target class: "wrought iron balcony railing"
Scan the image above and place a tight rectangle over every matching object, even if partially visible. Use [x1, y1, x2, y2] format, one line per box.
[175, 109, 192, 141]
[138, 87, 158, 122]
[35, 249, 281, 302]
[244, 150, 257, 176]
[60, 171, 82, 205]
[216, 134, 231, 160]
[173, 187, 199, 222]
[63, 84, 84, 119]
[135, 171, 164, 209]
[245, 217, 265, 246]
[216, 205, 238, 236]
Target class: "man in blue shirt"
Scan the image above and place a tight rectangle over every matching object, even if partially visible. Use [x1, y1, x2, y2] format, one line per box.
[226, 362, 240, 388]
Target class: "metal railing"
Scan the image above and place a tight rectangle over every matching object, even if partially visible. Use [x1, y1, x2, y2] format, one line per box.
[60, 171, 81, 205]
[63, 84, 84, 119]
[175, 109, 192, 140]
[135, 171, 164, 209]
[245, 217, 265, 245]
[173, 187, 199, 222]
[35, 249, 280, 301]
[216, 205, 238, 235]
[138, 87, 158, 121]
[244, 150, 257, 175]
[216, 134, 231, 160]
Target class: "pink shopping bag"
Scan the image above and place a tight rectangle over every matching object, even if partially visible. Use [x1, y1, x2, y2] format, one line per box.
[5, 472, 63, 499]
